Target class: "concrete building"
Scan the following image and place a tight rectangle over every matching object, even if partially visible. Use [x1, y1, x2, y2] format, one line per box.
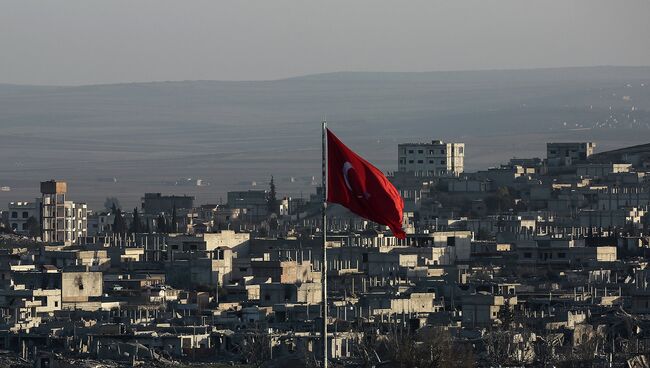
[6, 200, 40, 235]
[576, 163, 631, 178]
[578, 207, 645, 230]
[461, 294, 506, 327]
[259, 282, 322, 306]
[547, 142, 595, 167]
[227, 190, 268, 209]
[227, 190, 269, 222]
[398, 140, 464, 176]
[167, 231, 250, 257]
[141, 193, 194, 215]
[40, 181, 87, 245]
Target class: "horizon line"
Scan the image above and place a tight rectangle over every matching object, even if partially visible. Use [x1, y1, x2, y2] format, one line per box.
[1, 64, 649, 88]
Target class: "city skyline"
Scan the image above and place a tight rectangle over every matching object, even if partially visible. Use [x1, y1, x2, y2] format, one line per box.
[2, 2, 650, 367]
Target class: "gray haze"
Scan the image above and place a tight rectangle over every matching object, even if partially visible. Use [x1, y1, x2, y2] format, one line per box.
[1, 67, 649, 209]
[1, 0, 650, 85]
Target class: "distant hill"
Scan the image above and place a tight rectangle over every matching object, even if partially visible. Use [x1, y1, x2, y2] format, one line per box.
[0, 66, 649, 208]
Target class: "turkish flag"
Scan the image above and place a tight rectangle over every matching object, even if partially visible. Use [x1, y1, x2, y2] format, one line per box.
[326, 129, 406, 239]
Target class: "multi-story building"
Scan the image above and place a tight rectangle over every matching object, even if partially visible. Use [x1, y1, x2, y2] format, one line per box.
[398, 140, 464, 176]
[6, 200, 40, 235]
[227, 190, 268, 222]
[547, 142, 595, 167]
[40, 180, 87, 245]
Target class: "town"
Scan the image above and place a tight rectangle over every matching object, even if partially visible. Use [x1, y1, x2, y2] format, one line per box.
[2, 139, 650, 367]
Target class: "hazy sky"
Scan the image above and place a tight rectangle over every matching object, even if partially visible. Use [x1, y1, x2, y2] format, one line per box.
[1, 0, 649, 85]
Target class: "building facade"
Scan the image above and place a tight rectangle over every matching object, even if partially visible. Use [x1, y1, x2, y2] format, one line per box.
[398, 140, 464, 176]
[6, 200, 40, 235]
[547, 142, 595, 167]
[40, 180, 87, 245]
[141, 193, 195, 215]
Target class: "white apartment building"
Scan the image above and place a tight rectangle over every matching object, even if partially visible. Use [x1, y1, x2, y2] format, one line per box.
[40, 180, 88, 245]
[398, 140, 464, 176]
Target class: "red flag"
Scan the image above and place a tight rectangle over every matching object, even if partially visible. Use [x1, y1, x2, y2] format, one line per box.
[326, 129, 406, 239]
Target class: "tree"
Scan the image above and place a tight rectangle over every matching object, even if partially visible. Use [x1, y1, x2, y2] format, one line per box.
[112, 206, 127, 234]
[156, 214, 167, 233]
[498, 298, 514, 330]
[366, 324, 474, 368]
[0, 216, 14, 234]
[171, 205, 178, 233]
[129, 208, 141, 234]
[485, 186, 515, 213]
[26, 216, 40, 238]
[237, 330, 272, 367]
[104, 197, 121, 212]
[476, 227, 493, 241]
[267, 176, 277, 214]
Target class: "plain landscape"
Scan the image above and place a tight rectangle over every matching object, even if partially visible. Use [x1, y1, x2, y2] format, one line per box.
[1, 66, 649, 209]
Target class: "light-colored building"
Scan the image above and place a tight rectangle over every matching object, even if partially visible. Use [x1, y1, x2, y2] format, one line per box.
[167, 231, 250, 257]
[40, 180, 87, 245]
[461, 294, 506, 327]
[398, 140, 464, 176]
[259, 282, 322, 306]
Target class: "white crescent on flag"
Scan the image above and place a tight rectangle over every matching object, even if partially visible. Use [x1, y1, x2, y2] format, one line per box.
[342, 161, 370, 199]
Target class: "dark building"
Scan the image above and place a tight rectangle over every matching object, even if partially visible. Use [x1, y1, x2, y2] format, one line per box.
[141, 193, 194, 215]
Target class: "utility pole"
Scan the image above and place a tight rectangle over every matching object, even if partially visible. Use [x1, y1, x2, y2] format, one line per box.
[321, 120, 328, 368]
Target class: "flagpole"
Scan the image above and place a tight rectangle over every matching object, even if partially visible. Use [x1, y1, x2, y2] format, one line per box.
[321, 119, 328, 368]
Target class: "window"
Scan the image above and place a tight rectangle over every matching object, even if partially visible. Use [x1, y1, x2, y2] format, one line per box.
[22, 212, 29, 219]
[440, 149, 445, 154]
[523, 252, 532, 259]
[440, 160, 445, 164]
[418, 149, 423, 154]
[459, 147, 464, 154]
[557, 252, 566, 259]
[22, 223, 27, 230]
[408, 160, 414, 164]
[11, 212, 17, 218]
[429, 160, 434, 164]
[417, 160, 423, 164]
[408, 150, 414, 154]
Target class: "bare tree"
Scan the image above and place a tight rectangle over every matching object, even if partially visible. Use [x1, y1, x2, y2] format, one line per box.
[237, 331, 272, 367]
[367, 323, 474, 368]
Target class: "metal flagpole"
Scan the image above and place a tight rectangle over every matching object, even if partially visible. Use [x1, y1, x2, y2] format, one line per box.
[321, 119, 328, 368]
